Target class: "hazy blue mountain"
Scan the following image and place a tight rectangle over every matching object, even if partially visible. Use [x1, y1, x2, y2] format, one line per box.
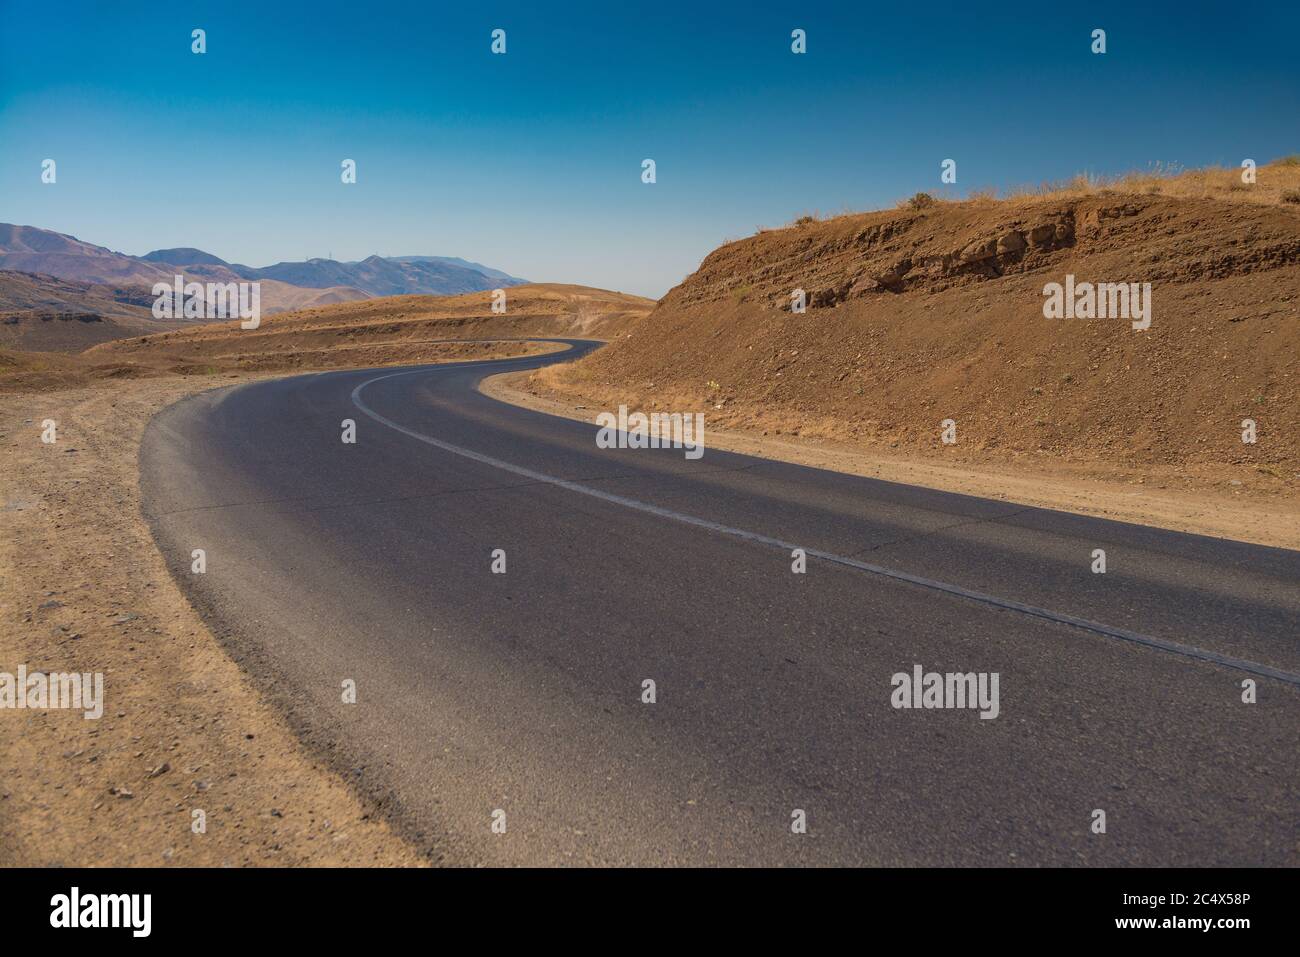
[388, 255, 527, 284]
[140, 247, 231, 267]
[0, 224, 528, 299]
[244, 255, 523, 296]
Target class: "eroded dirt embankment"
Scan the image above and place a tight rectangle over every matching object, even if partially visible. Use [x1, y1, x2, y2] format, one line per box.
[519, 187, 1299, 542]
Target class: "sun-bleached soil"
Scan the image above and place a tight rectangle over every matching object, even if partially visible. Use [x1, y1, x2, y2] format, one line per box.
[86, 283, 653, 373]
[1, 284, 651, 395]
[1, 373, 449, 866]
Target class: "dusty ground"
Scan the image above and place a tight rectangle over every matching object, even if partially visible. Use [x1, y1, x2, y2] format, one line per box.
[0, 284, 648, 391]
[1, 337, 561, 396]
[87, 283, 653, 372]
[0, 364, 532, 865]
[485, 369, 1300, 551]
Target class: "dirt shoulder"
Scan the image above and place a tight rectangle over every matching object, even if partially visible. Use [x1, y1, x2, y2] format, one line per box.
[482, 369, 1300, 551]
[0, 372, 432, 866]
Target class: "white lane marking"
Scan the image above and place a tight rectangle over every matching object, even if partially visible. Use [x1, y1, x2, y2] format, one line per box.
[353, 369, 1300, 688]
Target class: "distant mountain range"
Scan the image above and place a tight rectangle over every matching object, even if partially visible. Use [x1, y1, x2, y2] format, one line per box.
[0, 224, 527, 304]
[0, 223, 530, 352]
[134, 245, 529, 297]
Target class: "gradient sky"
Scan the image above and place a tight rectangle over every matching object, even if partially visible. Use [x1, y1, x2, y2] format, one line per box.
[2, 0, 1297, 297]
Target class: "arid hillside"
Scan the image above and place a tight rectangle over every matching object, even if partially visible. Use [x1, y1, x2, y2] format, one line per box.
[534, 162, 1300, 483]
[0, 284, 653, 391]
[87, 283, 653, 373]
[0, 270, 190, 352]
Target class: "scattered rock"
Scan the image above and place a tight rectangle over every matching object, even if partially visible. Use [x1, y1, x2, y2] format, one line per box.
[959, 239, 997, 263]
[996, 231, 1026, 254]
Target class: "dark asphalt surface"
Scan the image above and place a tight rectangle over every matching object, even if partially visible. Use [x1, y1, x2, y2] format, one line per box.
[139, 340, 1299, 866]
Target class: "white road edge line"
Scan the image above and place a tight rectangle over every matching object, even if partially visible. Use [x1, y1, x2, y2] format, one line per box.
[352, 368, 1300, 688]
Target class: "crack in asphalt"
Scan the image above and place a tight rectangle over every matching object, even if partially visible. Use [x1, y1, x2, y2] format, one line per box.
[845, 505, 1040, 558]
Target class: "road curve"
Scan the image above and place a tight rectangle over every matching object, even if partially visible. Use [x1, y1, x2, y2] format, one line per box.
[139, 339, 1299, 866]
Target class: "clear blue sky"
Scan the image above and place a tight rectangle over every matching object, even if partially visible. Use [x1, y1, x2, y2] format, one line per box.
[2, 0, 1296, 298]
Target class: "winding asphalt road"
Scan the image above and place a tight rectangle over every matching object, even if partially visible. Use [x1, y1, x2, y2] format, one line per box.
[140, 340, 1299, 866]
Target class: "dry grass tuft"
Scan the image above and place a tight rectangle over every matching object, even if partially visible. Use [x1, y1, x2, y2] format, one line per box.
[999, 158, 1300, 207]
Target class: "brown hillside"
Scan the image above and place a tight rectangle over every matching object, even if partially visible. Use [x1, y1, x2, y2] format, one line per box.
[0, 268, 373, 355]
[0, 270, 187, 352]
[0, 312, 168, 353]
[78, 283, 653, 375]
[539, 175, 1299, 481]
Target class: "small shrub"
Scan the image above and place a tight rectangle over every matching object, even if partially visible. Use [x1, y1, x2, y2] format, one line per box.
[1282, 189, 1300, 204]
[907, 192, 936, 210]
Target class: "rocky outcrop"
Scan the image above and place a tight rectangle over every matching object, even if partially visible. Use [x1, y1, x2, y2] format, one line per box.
[675, 192, 1300, 317]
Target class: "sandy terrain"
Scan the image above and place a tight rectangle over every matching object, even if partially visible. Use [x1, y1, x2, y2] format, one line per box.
[484, 369, 1300, 551]
[0, 374, 429, 865]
